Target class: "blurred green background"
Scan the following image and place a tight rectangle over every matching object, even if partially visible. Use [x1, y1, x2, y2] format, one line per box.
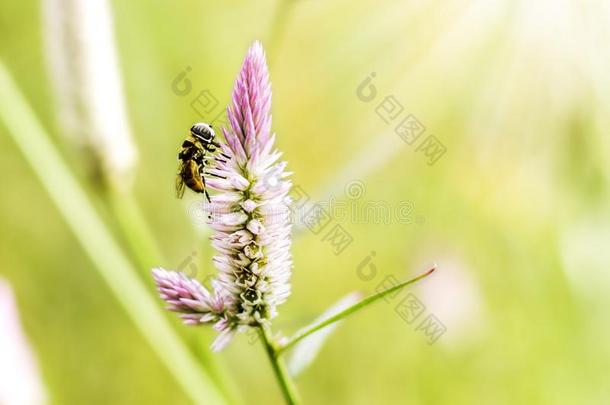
[1, 0, 609, 404]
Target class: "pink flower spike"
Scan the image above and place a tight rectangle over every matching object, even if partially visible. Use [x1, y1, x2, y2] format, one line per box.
[151, 268, 227, 325]
[151, 41, 291, 351]
[207, 41, 293, 331]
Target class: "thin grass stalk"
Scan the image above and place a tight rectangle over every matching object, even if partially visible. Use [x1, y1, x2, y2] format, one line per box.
[0, 62, 227, 405]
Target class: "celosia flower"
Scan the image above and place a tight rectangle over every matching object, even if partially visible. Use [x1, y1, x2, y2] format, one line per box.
[152, 268, 235, 351]
[151, 268, 229, 325]
[152, 41, 292, 351]
[207, 40, 293, 330]
[43, 0, 137, 190]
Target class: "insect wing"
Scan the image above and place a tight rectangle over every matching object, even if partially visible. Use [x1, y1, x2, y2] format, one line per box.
[176, 160, 186, 198]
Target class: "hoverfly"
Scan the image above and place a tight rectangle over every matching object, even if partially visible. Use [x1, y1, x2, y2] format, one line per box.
[176, 122, 229, 202]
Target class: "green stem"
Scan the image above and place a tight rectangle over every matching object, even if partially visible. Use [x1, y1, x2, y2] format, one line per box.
[278, 266, 437, 355]
[103, 189, 164, 270]
[0, 62, 227, 405]
[259, 325, 301, 405]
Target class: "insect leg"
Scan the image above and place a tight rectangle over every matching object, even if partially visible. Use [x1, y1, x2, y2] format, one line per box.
[200, 171, 211, 203]
[205, 172, 227, 179]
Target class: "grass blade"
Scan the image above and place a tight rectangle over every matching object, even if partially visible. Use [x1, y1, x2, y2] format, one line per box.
[278, 266, 436, 354]
[0, 62, 227, 405]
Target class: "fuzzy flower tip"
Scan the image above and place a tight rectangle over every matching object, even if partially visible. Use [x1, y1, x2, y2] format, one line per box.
[152, 41, 292, 351]
[152, 268, 235, 351]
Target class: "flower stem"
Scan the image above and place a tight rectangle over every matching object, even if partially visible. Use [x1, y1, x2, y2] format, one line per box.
[259, 325, 301, 405]
[277, 266, 437, 355]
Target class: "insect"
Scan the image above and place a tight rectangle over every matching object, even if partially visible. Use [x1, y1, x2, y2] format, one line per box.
[176, 122, 229, 202]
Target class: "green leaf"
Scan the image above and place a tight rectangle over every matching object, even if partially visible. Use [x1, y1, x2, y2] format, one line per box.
[287, 292, 362, 377]
[278, 266, 436, 354]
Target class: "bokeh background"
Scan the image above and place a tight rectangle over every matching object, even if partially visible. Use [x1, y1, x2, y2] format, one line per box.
[1, 0, 609, 404]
